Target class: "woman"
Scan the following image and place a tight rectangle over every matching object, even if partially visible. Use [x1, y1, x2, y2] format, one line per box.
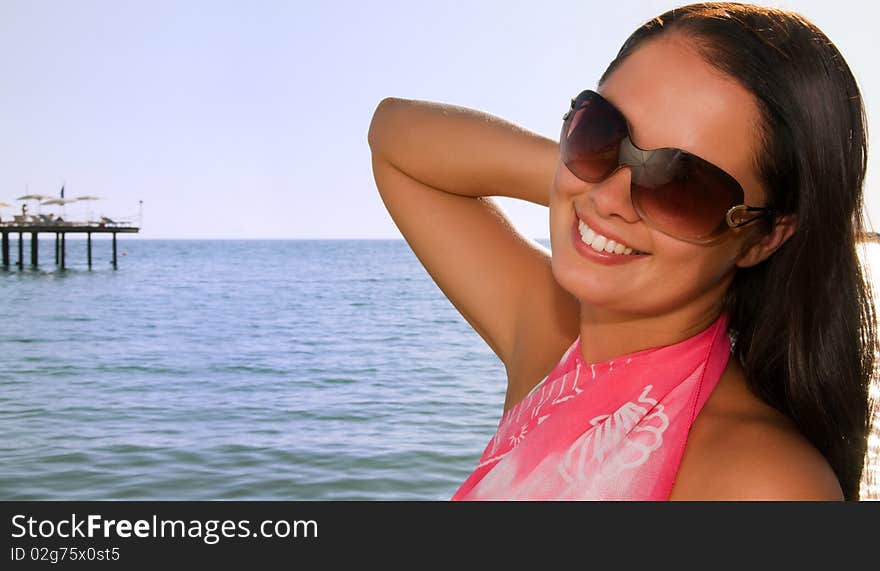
[367, 2, 877, 500]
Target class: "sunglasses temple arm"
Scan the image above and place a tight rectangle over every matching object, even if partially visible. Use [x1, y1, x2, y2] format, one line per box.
[730, 206, 775, 228]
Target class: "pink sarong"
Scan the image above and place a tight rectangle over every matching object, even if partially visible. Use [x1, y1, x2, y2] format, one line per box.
[451, 312, 731, 500]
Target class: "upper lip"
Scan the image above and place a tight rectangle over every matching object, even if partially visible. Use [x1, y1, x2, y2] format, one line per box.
[574, 210, 649, 254]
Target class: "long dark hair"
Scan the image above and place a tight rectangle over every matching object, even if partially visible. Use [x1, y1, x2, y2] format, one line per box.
[598, 2, 878, 500]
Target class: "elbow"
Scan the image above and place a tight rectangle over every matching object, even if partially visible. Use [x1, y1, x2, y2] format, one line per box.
[368, 97, 405, 153]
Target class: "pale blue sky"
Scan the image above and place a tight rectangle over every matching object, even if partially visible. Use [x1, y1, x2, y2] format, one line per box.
[1, 0, 877, 239]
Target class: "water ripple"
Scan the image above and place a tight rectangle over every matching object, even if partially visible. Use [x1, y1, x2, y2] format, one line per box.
[0, 240, 507, 500]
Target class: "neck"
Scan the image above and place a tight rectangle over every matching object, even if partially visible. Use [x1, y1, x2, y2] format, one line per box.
[577, 290, 728, 366]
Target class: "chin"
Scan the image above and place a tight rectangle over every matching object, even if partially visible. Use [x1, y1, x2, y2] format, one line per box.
[550, 249, 627, 308]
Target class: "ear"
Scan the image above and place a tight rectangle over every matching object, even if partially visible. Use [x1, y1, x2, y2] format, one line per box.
[735, 213, 797, 268]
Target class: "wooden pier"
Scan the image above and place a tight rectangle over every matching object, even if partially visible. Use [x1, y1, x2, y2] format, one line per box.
[0, 222, 139, 270]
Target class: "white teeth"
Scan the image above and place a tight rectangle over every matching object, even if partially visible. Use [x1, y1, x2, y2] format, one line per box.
[577, 219, 641, 255]
[583, 226, 596, 243]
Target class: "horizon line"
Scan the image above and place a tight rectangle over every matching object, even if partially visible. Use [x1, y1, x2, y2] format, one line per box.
[50, 236, 553, 241]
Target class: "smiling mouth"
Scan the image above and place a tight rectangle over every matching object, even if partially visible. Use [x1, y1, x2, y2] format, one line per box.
[576, 218, 647, 255]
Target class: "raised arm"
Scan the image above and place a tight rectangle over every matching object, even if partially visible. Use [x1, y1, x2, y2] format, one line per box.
[368, 97, 556, 206]
[367, 97, 579, 401]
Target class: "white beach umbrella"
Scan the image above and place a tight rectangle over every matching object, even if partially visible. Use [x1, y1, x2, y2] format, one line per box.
[41, 198, 79, 219]
[17, 193, 53, 214]
[41, 198, 79, 206]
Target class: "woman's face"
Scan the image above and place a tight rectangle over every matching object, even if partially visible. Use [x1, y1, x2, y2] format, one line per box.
[549, 34, 770, 319]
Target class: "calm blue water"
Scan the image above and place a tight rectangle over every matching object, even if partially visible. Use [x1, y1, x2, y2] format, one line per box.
[3, 237, 878, 500]
[0, 239, 535, 500]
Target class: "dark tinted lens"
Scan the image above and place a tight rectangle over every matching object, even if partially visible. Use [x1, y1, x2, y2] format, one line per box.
[560, 91, 627, 182]
[629, 149, 743, 242]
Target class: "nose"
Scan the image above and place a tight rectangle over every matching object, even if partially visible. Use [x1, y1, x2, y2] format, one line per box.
[587, 165, 640, 224]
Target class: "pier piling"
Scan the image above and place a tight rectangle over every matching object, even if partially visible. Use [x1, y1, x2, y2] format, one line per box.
[30, 232, 38, 267]
[0, 222, 138, 270]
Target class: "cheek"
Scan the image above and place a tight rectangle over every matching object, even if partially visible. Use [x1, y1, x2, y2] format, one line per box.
[655, 242, 740, 300]
[552, 161, 596, 200]
[548, 190, 571, 248]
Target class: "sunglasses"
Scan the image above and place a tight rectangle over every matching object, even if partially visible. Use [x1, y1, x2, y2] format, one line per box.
[560, 89, 774, 244]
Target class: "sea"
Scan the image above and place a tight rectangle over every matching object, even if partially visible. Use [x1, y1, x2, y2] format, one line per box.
[1, 238, 878, 500]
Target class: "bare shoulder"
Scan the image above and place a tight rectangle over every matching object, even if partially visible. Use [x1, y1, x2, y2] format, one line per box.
[682, 414, 845, 501]
[669, 359, 844, 501]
